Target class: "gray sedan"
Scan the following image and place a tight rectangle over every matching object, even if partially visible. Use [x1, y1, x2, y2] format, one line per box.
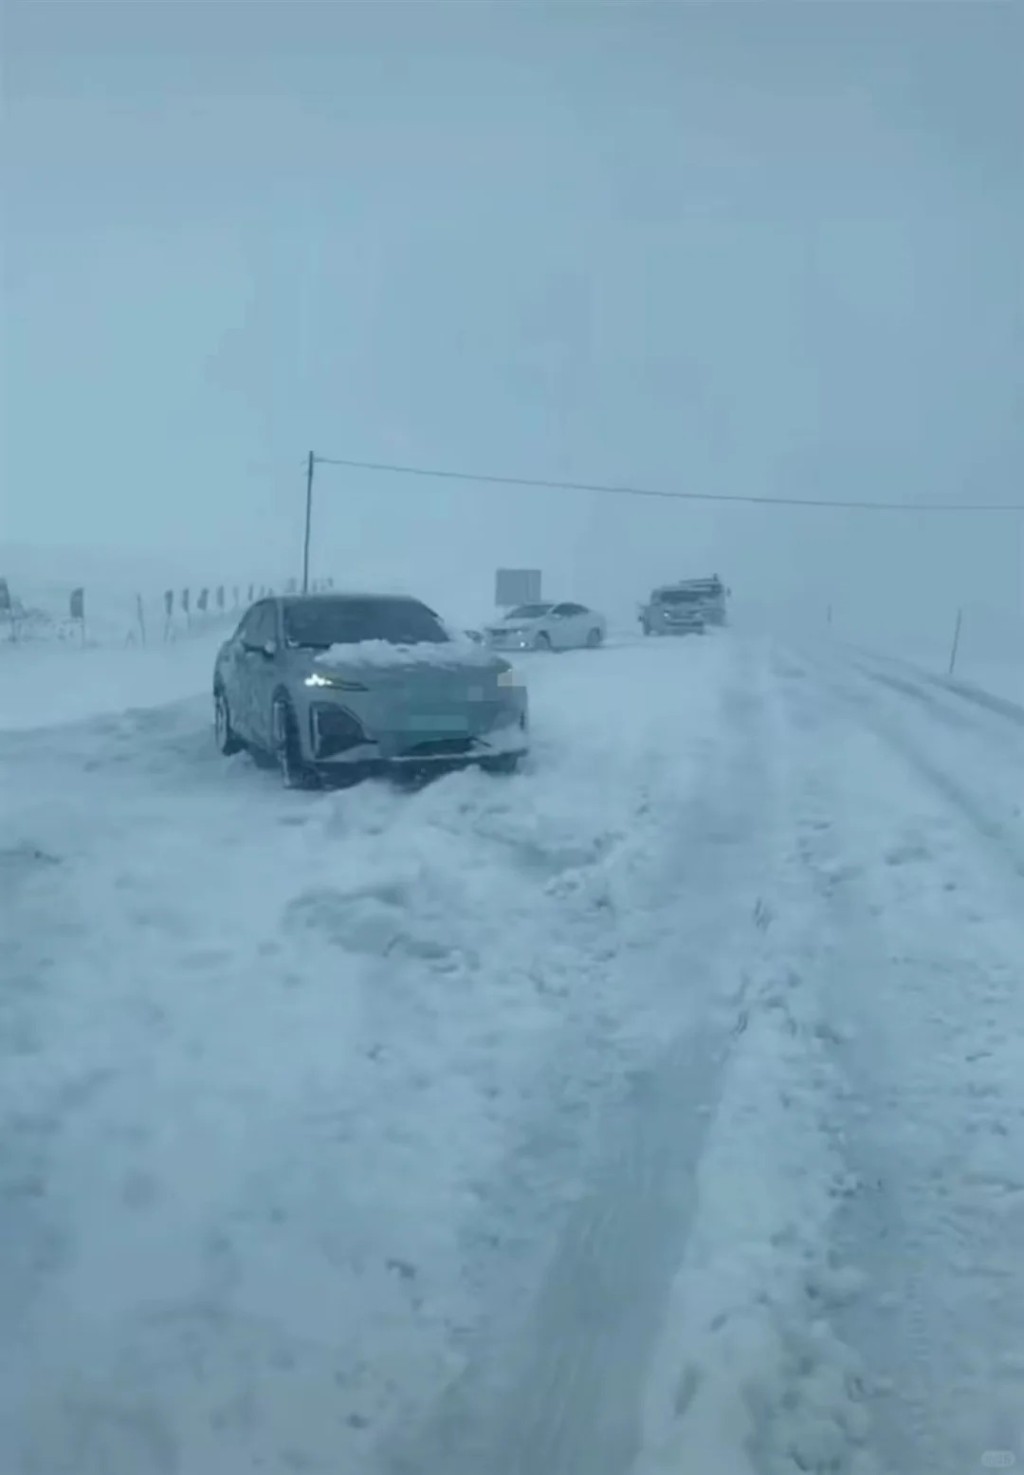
[213, 594, 529, 788]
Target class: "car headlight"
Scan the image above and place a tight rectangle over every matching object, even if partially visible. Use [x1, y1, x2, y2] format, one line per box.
[304, 671, 368, 691]
[497, 666, 524, 688]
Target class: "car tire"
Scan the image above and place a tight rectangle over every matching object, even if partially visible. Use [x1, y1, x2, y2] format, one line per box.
[214, 686, 243, 756]
[586, 627, 604, 648]
[481, 753, 522, 775]
[533, 632, 552, 651]
[273, 695, 319, 790]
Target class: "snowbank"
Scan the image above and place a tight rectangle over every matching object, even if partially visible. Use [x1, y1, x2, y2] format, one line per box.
[0, 630, 227, 730]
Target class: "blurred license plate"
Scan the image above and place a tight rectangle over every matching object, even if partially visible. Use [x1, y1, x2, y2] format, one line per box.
[410, 714, 471, 731]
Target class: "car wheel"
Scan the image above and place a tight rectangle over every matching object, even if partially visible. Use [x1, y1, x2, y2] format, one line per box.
[272, 696, 319, 790]
[586, 627, 604, 648]
[481, 753, 521, 775]
[533, 631, 552, 651]
[214, 686, 243, 756]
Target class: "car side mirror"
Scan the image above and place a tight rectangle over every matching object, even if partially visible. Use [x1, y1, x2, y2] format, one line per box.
[244, 638, 277, 658]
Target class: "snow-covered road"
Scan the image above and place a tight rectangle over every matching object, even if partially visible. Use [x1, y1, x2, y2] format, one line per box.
[2, 635, 1022, 1475]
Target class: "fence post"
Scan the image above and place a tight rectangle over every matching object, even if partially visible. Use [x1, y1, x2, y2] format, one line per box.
[70, 587, 86, 646]
[948, 606, 963, 676]
[0, 578, 13, 642]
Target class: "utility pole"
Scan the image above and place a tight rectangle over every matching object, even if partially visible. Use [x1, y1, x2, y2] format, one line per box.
[302, 450, 315, 594]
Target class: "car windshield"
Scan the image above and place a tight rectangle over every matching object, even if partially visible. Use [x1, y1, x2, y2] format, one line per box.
[507, 604, 552, 619]
[283, 597, 449, 649]
[657, 589, 702, 605]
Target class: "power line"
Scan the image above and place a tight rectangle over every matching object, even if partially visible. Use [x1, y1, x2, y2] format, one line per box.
[312, 454, 1024, 515]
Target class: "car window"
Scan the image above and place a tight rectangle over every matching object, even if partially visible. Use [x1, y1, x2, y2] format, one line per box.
[259, 604, 280, 643]
[563, 603, 586, 615]
[235, 606, 262, 643]
[282, 597, 449, 650]
[242, 602, 275, 645]
[507, 604, 552, 620]
[233, 610, 255, 643]
[551, 603, 577, 616]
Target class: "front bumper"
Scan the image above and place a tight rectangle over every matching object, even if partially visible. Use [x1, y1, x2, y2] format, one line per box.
[486, 631, 534, 651]
[307, 699, 529, 770]
[656, 619, 705, 634]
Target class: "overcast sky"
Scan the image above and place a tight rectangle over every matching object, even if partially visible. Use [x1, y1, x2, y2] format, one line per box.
[2, 0, 1022, 631]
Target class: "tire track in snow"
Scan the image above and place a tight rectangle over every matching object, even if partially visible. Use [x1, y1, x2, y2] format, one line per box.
[771, 656, 950, 1474]
[773, 647, 1024, 1475]
[849, 657, 1024, 771]
[380, 643, 891, 1475]
[819, 658, 1024, 886]
[377, 646, 780, 1475]
[846, 648, 1024, 729]
[630, 652, 887, 1475]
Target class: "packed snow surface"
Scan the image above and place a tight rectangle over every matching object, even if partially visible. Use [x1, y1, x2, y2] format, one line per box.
[2, 631, 1023, 1475]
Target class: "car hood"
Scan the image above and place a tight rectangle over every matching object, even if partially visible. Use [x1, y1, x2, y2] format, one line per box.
[309, 639, 510, 679]
[490, 614, 547, 629]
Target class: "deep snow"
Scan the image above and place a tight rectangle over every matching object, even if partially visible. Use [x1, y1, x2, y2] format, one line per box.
[1, 631, 1023, 1475]
[0, 630, 230, 731]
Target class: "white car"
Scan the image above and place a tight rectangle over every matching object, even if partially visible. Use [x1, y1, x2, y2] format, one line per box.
[485, 601, 607, 652]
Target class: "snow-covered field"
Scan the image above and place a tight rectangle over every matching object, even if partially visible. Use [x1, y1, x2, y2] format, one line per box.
[2, 631, 1023, 1475]
[0, 542, 269, 648]
[854, 606, 1023, 708]
[0, 632, 231, 730]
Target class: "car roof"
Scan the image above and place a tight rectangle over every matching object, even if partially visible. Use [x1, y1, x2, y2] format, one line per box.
[278, 592, 425, 606]
[653, 581, 719, 595]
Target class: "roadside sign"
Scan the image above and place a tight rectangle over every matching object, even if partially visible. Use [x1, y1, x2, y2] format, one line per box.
[494, 568, 542, 608]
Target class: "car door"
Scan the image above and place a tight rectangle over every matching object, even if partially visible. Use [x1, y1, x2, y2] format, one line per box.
[548, 603, 577, 649]
[231, 601, 275, 747]
[583, 604, 606, 639]
[567, 603, 595, 644]
[242, 601, 282, 751]
[221, 606, 261, 741]
[551, 602, 585, 647]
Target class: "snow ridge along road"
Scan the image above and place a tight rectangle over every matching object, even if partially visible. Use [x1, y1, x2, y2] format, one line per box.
[2, 633, 1022, 1475]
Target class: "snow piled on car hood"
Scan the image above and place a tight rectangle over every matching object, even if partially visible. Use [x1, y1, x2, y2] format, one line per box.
[314, 638, 501, 670]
